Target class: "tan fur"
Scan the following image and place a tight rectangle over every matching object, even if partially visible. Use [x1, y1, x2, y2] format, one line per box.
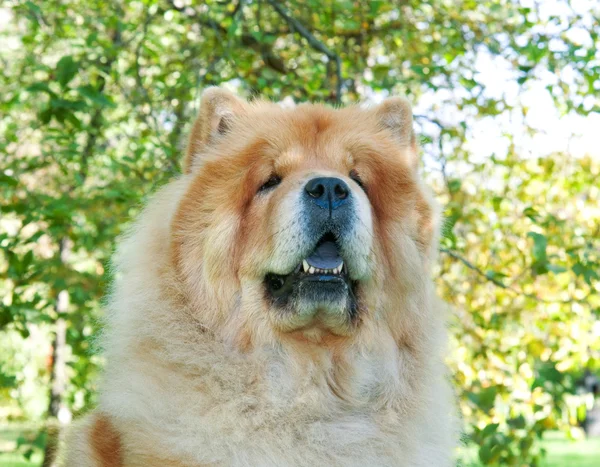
[62, 413, 121, 466]
[62, 88, 457, 466]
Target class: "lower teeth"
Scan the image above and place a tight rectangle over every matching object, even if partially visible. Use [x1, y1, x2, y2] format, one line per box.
[303, 266, 342, 275]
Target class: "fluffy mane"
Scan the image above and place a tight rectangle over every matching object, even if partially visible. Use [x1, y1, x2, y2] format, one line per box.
[63, 90, 457, 466]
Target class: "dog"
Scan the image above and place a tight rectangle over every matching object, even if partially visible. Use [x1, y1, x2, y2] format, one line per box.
[62, 88, 457, 466]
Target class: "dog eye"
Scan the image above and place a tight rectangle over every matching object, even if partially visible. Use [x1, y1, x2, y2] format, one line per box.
[349, 169, 366, 192]
[258, 175, 282, 193]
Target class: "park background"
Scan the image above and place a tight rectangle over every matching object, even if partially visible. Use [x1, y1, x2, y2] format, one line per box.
[0, 0, 599, 465]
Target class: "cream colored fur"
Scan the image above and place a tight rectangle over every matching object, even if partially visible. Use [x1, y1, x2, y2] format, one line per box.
[63, 92, 457, 467]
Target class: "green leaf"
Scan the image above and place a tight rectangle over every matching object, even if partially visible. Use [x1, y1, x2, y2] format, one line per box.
[0, 371, 17, 388]
[369, 0, 384, 15]
[527, 232, 547, 262]
[479, 442, 502, 464]
[447, 179, 461, 194]
[466, 386, 498, 413]
[26, 82, 56, 96]
[507, 415, 526, 429]
[485, 270, 508, 283]
[572, 262, 599, 285]
[55, 55, 79, 88]
[77, 85, 116, 108]
[481, 423, 500, 438]
[24, 1, 42, 21]
[478, 386, 498, 413]
[0, 173, 18, 186]
[523, 206, 539, 221]
[492, 196, 503, 211]
[39, 107, 52, 124]
[227, 18, 239, 38]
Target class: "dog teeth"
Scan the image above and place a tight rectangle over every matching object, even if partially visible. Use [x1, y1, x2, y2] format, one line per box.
[300, 261, 345, 275]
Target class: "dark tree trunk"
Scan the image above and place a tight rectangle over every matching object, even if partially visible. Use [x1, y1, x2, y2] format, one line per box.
[42, 238, 71, 467]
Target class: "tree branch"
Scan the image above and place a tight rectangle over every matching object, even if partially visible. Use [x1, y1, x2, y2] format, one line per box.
[439, 247, 591, 304]
[266, 0, 343, 103]
[414, 114, 445, 130]
[77, 27, 123, 186]
[165, 0, 288, 75]
[440, 247, 512, 290]
[318, 20, 404, 38]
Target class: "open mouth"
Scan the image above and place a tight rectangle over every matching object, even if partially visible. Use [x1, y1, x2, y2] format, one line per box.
[300, 231, 346, 276]
[264, 232, 358, 312]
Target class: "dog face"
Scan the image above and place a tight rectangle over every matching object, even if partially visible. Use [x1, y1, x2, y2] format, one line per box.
[171, 89, 436, 347]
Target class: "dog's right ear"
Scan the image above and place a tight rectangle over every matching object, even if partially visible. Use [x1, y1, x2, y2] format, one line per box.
[183, 87, 247, 173]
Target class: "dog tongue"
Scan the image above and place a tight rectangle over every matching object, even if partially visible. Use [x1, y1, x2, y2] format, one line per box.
[305, 241, 342, 269]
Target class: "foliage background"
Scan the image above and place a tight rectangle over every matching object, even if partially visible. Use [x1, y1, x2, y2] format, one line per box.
[1, 0, 599, 465]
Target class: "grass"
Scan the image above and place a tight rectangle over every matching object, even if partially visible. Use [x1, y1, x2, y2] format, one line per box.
[0, 424, 43, 467]
[541, 430, 600, 467]
[457, 430, 600, 467]
[1, 424, 599, 466]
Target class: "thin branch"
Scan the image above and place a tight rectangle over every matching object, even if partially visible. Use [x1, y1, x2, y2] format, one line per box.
[440, 247, 512, 290]
[227, 0, 246, 55]
[414, 114, 453, 191]
[133, 11, 155, 106]
[318, 20, 404, 38]
[414, 114, 445, 130]
[439, 247, 593, 304]
[266, 0, 343, 103]
[229, 0, 243, 17]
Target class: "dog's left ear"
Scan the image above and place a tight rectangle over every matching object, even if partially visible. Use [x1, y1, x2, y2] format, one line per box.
[183, 87, 248, 173]
[375, 97, 419, 170]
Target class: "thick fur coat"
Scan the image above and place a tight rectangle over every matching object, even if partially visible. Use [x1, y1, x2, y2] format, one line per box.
[62, 89, 457, 466]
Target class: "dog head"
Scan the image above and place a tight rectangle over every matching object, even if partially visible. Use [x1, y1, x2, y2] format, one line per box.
[171, 88, 438, 347]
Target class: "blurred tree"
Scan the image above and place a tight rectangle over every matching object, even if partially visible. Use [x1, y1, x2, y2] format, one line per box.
[0, 0, 598, 465]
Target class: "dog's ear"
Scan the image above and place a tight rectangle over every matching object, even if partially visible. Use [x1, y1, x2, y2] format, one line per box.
[374, 97, 419, 169]
[183, 87, 247, 173]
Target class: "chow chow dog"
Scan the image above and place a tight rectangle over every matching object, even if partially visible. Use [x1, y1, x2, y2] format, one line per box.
[63, 88, 456, 466]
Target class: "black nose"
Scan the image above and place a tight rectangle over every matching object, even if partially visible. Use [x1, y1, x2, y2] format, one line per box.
[305, 177, 350, 211]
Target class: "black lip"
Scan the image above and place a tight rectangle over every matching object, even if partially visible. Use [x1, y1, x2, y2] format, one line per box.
[265, 266, 350, 301]
[302, 274, 346, 282]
